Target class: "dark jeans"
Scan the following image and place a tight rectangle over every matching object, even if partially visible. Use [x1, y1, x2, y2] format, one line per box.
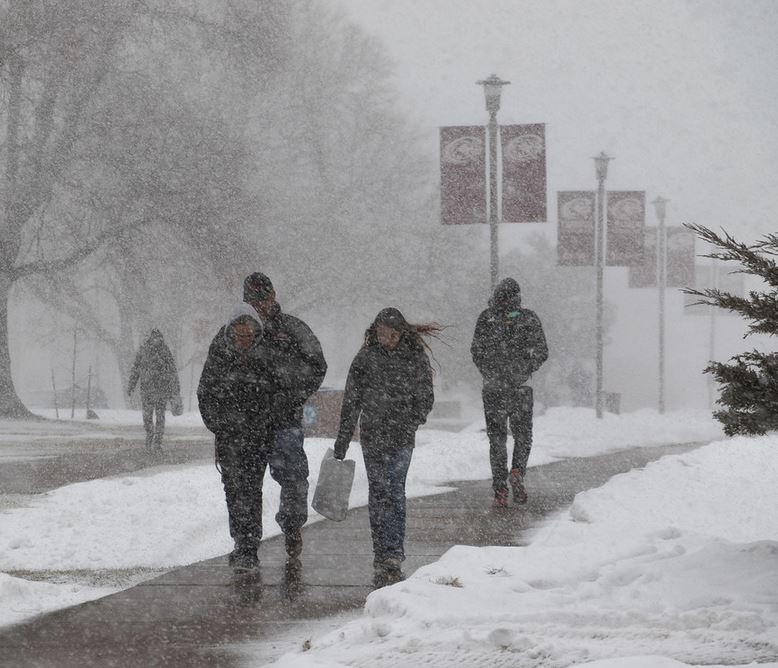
[268, 426, 309, 535]
[361, 436, 414, 563]
[141, 396, 166, 447]
[216, 429, 272, 550]
[217, 425, 309, 551]
[482, 384, 533, 493]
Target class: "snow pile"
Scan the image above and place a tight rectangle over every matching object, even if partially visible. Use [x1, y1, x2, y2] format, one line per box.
[270, 436, 778, 668]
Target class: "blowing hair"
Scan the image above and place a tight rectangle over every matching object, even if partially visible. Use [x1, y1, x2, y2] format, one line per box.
[363, 307, 446, 358]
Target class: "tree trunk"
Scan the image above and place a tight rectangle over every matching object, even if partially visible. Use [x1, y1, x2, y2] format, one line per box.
[0, 272, 33, 418]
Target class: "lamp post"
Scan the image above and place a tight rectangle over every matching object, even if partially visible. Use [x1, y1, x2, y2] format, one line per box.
[652, 196, 669, 414]
[593, 151, 612, 419]
[707, 258, 718, 408]
[477, 74, 510, 290]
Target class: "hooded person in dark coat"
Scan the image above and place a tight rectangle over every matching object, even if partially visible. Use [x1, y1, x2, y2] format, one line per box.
[471, 278, 548, 507]
[197, 304, 277, 573]
[333, 307, 437, 586]
[241, 272, 327, 565]
[127, 329, 180, 452]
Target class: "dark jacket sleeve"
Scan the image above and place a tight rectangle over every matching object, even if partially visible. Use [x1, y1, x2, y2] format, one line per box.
[274, 316, 327, 413]
[333, 352, 366, 459]
[162, 344, 181, 397]
[127, 350, 142, 395]
[413, 352, 435, 427]
[197, 335, 228, 435]
[470, 310, 495, 381]
[525, 311, 549, 373]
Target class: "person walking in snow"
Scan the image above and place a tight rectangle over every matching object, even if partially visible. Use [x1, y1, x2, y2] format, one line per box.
[242, 272, 327, 567]
[333, 307, 437, 587]
[197, 304, 278, 573]
[471, 278, 548, 507]
[127, 329, 180, 453]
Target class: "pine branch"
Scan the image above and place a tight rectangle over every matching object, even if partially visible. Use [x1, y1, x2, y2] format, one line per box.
[685, 223, 778, 287]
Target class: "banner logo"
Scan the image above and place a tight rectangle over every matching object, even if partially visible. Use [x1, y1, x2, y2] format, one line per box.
[501, 124, 547, 223]
[440, 126, 486, 225]
[557, 191, 595, 265]
[606, 191, 645, 266]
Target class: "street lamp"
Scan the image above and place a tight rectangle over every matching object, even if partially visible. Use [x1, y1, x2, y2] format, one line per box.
[652, 196, 669, 414]
[477, 74, 510, 289]
[593, 151, 612, 419]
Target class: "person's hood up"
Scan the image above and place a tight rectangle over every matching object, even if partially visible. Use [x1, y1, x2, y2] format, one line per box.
[223, 303, 264, 348]
[373, 307, 408, 331]
[489, 278, 522, 311]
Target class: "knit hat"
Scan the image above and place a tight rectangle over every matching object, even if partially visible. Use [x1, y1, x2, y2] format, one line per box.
[243, 272, 274, 303]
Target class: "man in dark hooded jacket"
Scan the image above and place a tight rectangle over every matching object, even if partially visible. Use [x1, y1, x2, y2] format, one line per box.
[242, 272, 327, 564]
[128, 329, 180, 452]
[471, 278, 548, 507]
[197, 304, 277, 572]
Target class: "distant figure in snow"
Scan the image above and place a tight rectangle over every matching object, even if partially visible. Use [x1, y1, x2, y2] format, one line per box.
[333, 307, 438, 587]
[471, 278, 548, 508]
[127, 329, 181, 452]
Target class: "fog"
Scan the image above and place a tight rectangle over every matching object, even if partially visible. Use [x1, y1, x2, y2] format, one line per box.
[4, 0, 776, 415]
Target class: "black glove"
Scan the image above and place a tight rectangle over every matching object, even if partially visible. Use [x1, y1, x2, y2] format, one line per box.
[333, 438, 348, 460]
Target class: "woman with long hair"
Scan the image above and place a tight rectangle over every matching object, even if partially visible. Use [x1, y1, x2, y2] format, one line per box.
[333, 307, 440, 586]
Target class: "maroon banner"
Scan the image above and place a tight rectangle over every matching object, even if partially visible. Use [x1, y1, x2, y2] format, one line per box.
[557, 191, 595, 266]
[666, 227, 696, 288]
[501, 124, 547, 222]
[440, 126, 486, 225]
[606, 191, 645, 266]
[628, 226, 657, 287]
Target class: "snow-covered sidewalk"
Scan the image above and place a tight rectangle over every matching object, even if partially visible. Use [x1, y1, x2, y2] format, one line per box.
[270, 433, 778, 667]
[5, 407, 775, 667]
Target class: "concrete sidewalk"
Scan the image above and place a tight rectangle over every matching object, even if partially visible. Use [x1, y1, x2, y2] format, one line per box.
[0, 442, 699, 668]
[0, 424, 212, 494]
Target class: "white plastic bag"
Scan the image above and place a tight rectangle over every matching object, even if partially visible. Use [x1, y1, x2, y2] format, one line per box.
[312, 448, 355, 522]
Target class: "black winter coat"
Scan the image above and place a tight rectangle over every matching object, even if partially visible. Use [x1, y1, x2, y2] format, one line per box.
[197, 327, 277, 437]
[471, 279, 548, 389]
[263, 305, 327, 428]
[128, 332, 180, 403]
[334, 338, 434, 457]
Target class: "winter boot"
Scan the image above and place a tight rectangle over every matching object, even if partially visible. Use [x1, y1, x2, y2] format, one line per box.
[493, 488, 509, 508]
[510, 468, 528, 505]
[232, 550, 259, 573]
[230, 541, 259, 572]
[285, 530, 303, 560]
[373, 557, 404, 588]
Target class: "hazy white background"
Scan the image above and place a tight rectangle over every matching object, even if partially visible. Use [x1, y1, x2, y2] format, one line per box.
[331, 0, 778, 410]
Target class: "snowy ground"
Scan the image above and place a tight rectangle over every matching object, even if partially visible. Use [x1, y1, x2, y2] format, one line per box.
[1, 407, 776, 666]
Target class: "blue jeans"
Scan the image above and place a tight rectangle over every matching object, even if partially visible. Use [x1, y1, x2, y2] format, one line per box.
[268, 427, 309, 535]
[362, 444, 414, 563]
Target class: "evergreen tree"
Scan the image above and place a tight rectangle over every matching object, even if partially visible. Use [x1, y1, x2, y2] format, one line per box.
[685, 223, 778, 435]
